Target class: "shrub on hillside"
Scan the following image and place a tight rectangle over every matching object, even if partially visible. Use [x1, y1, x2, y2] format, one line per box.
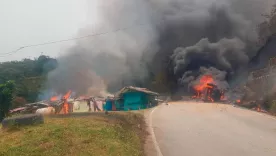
[270, 100, 276, 115]
[0, 81, 15, 121]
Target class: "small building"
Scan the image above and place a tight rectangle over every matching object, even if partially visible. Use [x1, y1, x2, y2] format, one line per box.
[104, 86, 159, 111]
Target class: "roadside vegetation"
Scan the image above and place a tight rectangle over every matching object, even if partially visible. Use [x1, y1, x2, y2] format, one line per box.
[0, 81, 15, 121]
[269, 100, 276, 115]
[0, 55, 58, 110]
[256, 5, 276, 115]
[0, 112, 146, 156]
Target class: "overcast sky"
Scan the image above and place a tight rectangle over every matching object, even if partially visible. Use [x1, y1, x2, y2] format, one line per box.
[0, 0, 98, 62]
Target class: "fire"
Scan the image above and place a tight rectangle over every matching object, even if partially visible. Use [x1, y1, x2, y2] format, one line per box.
[192, 91, 201, 99]
[220, 91, 225, 100]
[63, 90, 72, 100]
[50, 91, 72, 115]
[236, 99, 241, 103]
[255, 105, 261, 112]
[62, 90, 72, 115]
[193, 75, 214, 92]
[206, 85, 214, 102]
[50, 96, 59, 102]
[192, 75, 215, 102]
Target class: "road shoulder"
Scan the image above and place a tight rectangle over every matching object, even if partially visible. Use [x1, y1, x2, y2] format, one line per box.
[143, 107, 159, 156]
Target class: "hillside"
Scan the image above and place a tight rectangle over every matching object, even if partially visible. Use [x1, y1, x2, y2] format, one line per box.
[0, 112, 146, 156]
[0, 55, 57, 107]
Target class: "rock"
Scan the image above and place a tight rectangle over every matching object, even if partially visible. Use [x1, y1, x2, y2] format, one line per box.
[1, 114, 44, 129]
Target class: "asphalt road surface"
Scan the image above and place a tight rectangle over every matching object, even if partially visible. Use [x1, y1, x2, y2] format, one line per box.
[151, 102, 276, 156]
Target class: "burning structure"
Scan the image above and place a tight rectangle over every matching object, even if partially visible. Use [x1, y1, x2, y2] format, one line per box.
[9, 91, 75, 116]
[191, 75, 225, 102]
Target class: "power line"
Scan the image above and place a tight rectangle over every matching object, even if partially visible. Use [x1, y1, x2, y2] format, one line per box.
[0, 23, 148, 57]
[0, 47, 24, 56]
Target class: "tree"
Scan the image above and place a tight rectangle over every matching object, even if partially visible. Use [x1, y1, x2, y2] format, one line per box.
[0, 81, 15, 121]
[0, 55, 58, 106]
[34, 55, 58, 75]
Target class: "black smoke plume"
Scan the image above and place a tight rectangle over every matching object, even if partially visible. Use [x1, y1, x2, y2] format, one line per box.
[151, 0, 273, 94]
[43, 0, 274, 97]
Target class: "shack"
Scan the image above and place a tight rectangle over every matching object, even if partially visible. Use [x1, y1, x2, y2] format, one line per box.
[104, 86, 159, 111]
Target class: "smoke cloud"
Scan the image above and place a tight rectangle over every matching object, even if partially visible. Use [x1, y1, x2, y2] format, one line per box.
[155, 0, 273, 92]
[43, 0, 274, 97]
[45, 0, 158, 96]
[172, 38, 248, 74]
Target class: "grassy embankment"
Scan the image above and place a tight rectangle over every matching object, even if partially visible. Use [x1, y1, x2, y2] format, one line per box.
[0, 112, 146, 156]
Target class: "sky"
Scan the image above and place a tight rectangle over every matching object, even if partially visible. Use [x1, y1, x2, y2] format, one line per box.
[0, 0, 274, 63]
[0, 0, 98, 62]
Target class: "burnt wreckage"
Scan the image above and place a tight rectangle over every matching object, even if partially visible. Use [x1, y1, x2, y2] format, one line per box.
[191, 75, 224, 102]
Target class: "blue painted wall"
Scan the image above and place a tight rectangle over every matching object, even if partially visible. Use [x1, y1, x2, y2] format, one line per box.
[103, 99, 124, 111]
[104, 91, 156, 111]
[123, 91, 149, 111]
[115, 100, 124, 110]
[104, 100, 113, 111]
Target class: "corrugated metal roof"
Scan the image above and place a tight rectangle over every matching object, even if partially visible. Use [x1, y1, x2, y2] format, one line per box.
[116, 86, 159, 97]
[25, 102, 49, 107]
[9, 107, 26, 113]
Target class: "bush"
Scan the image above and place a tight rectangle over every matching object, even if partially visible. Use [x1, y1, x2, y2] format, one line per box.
[270, 100, 276, 115]
[0, 81, 15, 122]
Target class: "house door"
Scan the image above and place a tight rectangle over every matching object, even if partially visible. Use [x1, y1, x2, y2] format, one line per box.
[112, 101, 116, 111]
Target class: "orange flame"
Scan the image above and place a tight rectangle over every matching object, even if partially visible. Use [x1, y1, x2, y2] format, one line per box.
[63, 90, 72, 100]
[206, 86, 214, 102]
[192, 91, 201, 99]
[256, 105, 261, 112]
[193, 75, 214, 92]
[63, 101, 69, 114]
[208, 96, 214, 102]
[192, 75, 216, 102]
[62, 90, 72, 114]
[50, 96, 59, 102]
[220, 92, 224, 100]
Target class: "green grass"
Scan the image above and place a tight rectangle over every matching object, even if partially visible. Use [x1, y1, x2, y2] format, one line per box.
[0, 112, 146, 156]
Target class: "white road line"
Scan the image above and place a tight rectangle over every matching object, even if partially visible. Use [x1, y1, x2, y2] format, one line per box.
[149, 106, 164, 156]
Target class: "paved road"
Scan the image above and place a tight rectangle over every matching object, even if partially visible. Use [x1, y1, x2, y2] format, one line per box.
[151, 102, 276, 156]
